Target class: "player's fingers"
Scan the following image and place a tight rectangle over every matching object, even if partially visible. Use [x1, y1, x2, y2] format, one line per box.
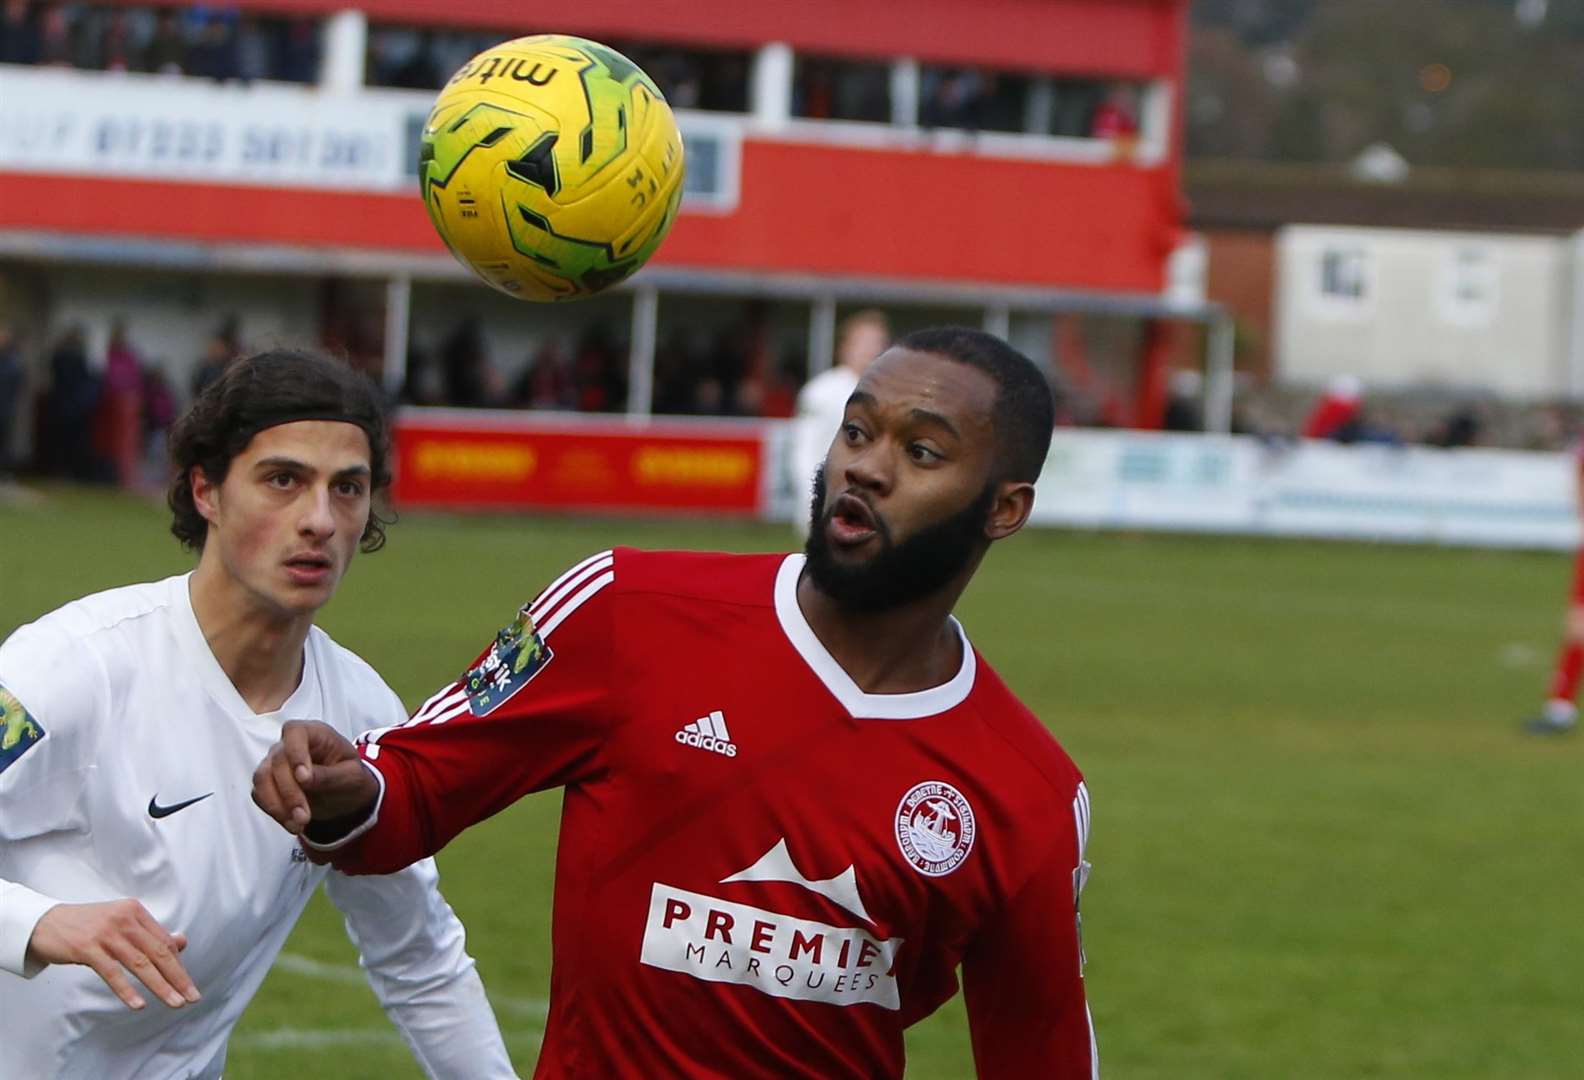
[132, 910, 200, 1003]
[250, 757, 300, 832]
[270, 744, 312, 831]
[105, 931, 187, 1009]
[85, 948, 147, 1010]
[280, 720, 316, 784]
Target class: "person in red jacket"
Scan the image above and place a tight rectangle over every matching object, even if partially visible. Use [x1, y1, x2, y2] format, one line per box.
[1303, 374, 1363, 440]
[254, 327, 1098, 1078]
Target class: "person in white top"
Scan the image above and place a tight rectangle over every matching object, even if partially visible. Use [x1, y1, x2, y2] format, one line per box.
[788, 310, 890, 537]
[0, 348, 517, 1079]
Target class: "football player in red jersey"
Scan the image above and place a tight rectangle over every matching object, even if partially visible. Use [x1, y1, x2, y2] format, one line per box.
[254, 327, 1099, 1078]
[1526, 443, 1584, 734]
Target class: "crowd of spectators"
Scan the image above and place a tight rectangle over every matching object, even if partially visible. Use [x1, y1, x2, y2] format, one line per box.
[400, 313, 802, 420]
[3, 309, 1580, 494]
[0, 317, 188, 488]
[0, 2, 320, 82]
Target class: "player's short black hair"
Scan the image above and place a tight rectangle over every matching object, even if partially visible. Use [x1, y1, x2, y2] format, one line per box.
[167, 348, 393, 553]
[894, 326, 1055, 483]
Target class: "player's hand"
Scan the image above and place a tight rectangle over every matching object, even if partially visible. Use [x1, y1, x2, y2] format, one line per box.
[26, 899, 199, 1011]
[251, 719, 379, 836]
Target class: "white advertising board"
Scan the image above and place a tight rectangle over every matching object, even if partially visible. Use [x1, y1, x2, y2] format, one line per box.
[0, 67, 739, 207]
[1029, 430, 1578, 550]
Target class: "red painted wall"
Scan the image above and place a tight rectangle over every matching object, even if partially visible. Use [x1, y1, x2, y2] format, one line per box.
[0, 137, 1177, 292]
[99, 0, 1184, 78]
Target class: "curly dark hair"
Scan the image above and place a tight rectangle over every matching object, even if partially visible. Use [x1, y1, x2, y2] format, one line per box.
[167, 348, 394, 553]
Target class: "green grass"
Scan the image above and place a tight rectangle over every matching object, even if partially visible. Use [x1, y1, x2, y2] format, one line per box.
[3, 485, 1582, 1078]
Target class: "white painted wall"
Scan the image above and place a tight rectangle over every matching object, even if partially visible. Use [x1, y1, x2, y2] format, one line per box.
[1275, 226, 1570, 398]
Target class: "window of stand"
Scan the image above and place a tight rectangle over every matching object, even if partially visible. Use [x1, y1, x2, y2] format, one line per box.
[791, 55, 893, 123]
[0, 3, 321, 83]
[917, 65, 1146, 141]
[365, 24, 751, 112]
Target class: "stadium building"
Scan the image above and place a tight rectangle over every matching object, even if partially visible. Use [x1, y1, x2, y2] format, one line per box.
[0, 0, 1226, 515]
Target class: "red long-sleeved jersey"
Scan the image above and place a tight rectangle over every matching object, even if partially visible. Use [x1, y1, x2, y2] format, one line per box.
[329, 548, 1097, 1078]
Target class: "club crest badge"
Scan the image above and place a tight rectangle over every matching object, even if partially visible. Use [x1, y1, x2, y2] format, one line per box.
[463, 605, 553, 716]
[0, 685, 44, 776]
[895, 780, 976, 877]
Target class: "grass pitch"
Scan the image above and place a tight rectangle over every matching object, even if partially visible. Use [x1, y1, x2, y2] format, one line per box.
[3, 485, 1581, 1078]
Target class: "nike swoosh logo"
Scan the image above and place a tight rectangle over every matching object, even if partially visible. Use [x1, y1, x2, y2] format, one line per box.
[148, 792, 214, 819]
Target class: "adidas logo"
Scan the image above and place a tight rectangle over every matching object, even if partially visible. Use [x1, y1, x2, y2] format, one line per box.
[676, 710, 738, 758]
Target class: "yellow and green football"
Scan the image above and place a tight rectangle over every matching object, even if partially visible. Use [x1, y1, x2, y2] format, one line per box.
[418, 34, 685, 302]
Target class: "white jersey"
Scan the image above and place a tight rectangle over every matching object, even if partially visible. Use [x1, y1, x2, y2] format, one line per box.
[788, 365, 860, 537]
[0, 574, 517, 1080]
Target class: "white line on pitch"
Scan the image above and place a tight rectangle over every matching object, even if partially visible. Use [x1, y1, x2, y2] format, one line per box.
[276, 952, 549, 1019]
[233, 1028, 408, 1052]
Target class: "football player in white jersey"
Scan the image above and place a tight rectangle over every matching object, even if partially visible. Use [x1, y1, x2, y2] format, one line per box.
[0, 349, 517, 1078]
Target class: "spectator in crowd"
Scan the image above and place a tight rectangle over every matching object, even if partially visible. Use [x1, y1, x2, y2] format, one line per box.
[36, 0, 67, 66]
[190, 330, 235, 399]
[401, 345, 445, 406]
[188, 10, 240, 81]
[43, 325, 102, 481]
[512, 339, 574, 410]
[139, 361, 177, 484]
[236, 14, 272, 82]
[0, 324, 23, 477]
[698, 52, 748, 111]
[100, 317, 145, 488]
[1303, 374, 1363, 440]
[277, 17, 319, 83]
[440, 317, 502, 407]
[1428, 404, 1482, 448]
[571, 328, 624, 412]
[650, 331, 699, 415]
[1163, 369, 1204, 432]
[1090, 85, 1140, 139]
[922, 68, 985, 130]
[388, 29, 440, 90]
[788, 309, 890, 537]
[0, 0, 41, 65]
[140, 8, 186, 75]
[98, 7, 135, 72]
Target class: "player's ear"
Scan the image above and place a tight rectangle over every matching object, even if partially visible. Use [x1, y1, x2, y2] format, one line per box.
[984, 480, 1034, 542]
[190, 466, 221, 526]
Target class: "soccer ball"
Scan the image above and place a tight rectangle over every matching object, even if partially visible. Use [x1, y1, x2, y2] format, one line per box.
[418, 35, 685, 302]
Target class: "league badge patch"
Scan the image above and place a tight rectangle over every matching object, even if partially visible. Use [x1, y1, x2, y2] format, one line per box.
[895, 780, 976, 877]
[463, 606, 553, 716]
[0, 685, 44, 776]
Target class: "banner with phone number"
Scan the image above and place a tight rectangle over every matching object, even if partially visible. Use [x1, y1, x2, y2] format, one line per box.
[393, 411, 768, 515]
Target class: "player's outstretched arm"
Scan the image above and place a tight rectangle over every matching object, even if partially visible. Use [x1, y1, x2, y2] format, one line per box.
[251, 719, 380, 838]
[26, 899, 199, 1011]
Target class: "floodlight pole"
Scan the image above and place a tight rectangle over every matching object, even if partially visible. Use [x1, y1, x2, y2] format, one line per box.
[627, 283, 659, 418]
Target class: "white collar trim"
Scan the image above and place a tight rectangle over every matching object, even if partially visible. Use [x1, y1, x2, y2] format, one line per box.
[773, 554, 976, 720]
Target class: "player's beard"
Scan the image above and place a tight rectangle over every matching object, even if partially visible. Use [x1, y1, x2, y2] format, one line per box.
[803, 467, 995, 613]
